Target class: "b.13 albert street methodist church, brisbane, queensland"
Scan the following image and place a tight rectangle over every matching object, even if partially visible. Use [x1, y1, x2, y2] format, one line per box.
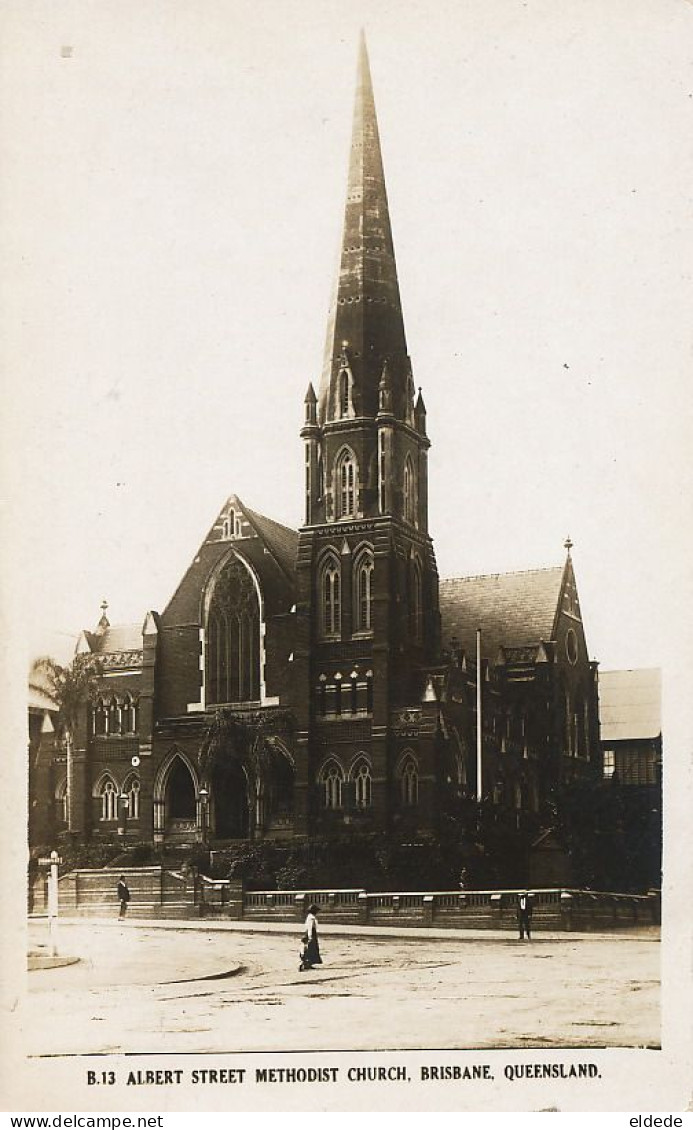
[29, 36, 614, 890]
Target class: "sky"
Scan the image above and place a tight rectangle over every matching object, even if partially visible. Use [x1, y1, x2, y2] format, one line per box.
[3, 0, 693, 675]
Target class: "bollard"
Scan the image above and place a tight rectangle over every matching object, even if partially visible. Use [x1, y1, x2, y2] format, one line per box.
[38, 850, 62, 956]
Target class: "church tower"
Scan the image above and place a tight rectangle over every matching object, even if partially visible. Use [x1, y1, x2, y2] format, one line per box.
[294, 34, 441, 835]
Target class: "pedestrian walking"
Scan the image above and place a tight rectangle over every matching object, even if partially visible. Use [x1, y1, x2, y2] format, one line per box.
[517, 890, 532, 940]
[299, 903, 322, 971]
[117, 875, 130, 919]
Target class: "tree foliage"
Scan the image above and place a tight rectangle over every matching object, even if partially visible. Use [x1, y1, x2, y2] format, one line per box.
[199, 707, 295, 797]
[30, 652, 103, 739]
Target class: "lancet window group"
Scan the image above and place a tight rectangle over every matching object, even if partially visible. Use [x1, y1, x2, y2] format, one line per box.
[319, 547, 374, 640]
[319, 757, 373, 810]
[206, 557, 261, 705]
[92, 694, 138, 736]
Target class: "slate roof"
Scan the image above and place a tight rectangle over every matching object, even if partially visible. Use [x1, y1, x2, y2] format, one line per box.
[439, 566, 564, 661]
[87, 624, 143, 654]
[599, 669, 661, 742]
[243, 508, 298, 581]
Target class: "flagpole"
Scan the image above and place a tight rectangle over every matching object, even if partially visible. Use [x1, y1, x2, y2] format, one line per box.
[476, 626, 483, 802]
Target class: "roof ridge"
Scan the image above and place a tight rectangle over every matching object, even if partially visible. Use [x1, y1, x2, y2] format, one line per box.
[243, 507, 298, 538]
[440, 565, 563, 584]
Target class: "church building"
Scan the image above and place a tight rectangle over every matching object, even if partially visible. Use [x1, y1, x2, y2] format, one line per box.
[30, 37, 600, 855]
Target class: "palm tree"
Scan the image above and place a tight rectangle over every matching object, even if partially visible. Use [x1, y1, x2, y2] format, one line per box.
[30, 653, 103, 833]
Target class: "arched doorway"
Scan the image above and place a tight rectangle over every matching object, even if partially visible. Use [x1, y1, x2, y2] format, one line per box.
[267, 749, 295, 833]
[162, 755, 198, 843]
[211, 758, 249, 840]
[167, 758, 196, 818]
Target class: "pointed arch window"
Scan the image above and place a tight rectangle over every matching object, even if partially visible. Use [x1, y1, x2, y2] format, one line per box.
[336, 450, 356, 518]
[206, 557, 261, 705]
[108, 696, 120, 735]
[320, 760, 344, 809]
[93, 698, 107, 736]
[353, 550, 374, 633]
[400, 756, 419, 807]
[100, 778, 118, 822]
[409, 557, 423, 643]
[55, 778, 68, 825]
[339, 370, 350, 417]
[352, 758, 372, 808]
[403, 454, 416, 525]
[121, 694, 137, 734]
[126, 777, 141, 820]
[320, 554, 341, 638]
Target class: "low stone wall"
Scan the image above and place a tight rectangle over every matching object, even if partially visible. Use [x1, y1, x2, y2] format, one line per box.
[243, 887, 659, 931]
[31, 866, 200, 920]
[28, 867, 660, 930]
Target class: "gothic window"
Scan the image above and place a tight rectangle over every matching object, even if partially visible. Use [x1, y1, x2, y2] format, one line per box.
[55, 779, 67, 825]
[320, 760, 344, 809]
[409, 557, 423, 642]
[339, 370, 350, 417]
[126, 777, 140, 820]
[400, 755, 419, 806]
[403, 454, 416, 525]
[336, 450, 356, 518]
[100, 778, 118, 822]
[206, 557, 261, 705]
[320, 554, 341, 638]
[352, 758, 372, 808]
[108, 697, 120, 735]
[353, 550, 374, 633]
[564, 690, 572, 755]
[93, 698, 107, 736]
[121, 694, 137, 734]
[316, 674, 328, 716]
[379, 431, 387, 512]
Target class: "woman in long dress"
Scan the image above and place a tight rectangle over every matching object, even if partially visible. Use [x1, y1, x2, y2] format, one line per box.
[300, 903, 322, 971]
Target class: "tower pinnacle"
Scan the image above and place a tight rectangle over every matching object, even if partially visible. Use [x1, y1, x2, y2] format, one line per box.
[318, 34, 409, 425]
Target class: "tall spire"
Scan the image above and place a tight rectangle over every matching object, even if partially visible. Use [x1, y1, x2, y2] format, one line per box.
[319, 33, 409, 425]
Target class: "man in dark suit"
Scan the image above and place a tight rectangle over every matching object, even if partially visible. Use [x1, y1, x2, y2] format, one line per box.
[117, 875, 130, 919]
[517, 891, 533, 940]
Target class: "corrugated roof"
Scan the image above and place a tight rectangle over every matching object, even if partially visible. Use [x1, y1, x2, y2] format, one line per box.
[439, 566, 564, 660]
[28, 684, 58, 713]
[599, 669, 661, 741]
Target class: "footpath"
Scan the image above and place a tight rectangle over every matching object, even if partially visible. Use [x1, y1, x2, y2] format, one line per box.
[29, 913, 660, 944]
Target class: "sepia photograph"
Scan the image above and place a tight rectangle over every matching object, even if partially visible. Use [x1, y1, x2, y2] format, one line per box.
[2, 0, 692, 1114]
